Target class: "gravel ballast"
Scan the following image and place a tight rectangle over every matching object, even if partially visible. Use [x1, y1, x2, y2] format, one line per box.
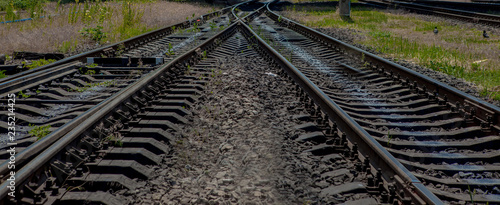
[130, 41, 324, 204]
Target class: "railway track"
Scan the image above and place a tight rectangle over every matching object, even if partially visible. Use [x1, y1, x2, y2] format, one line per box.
[0, 3, 240, 166]
[403, 0, 500, 13]
[263, 2, 499, 203]
[1, 0, 499, 204]
[360, 0, 500, 27]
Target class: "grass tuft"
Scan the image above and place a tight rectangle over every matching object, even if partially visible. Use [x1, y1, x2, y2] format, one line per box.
[0, 70, 6, 79]
[28, 124, 51, 140]
[23, 59, 56, 69]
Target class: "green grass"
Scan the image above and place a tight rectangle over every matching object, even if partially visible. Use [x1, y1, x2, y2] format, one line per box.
[28, 124, 51, 140]
[285, 5, 500, 101]
[58, 39, 79, 53]
[0, 0, 47, 22]
[18, 90, 30, 98]
[24, 58, 56, 69]
[0, 70, 6, 79]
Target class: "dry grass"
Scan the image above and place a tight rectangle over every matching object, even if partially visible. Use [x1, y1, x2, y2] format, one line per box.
[0, 1, 216, 55]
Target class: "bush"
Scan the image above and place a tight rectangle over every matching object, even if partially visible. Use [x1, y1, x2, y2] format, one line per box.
[0, 0, 46, 19]
[80, 25, 107, 43]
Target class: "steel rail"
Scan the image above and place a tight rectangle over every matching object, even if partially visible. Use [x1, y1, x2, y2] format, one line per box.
[388, 0, 500, 21]
[0, 6, 233, 87]
[267, 2, 500, 137]
[232, 0, 256, 19]
[407, 0, 500, 11]
[360, 0, 500, 26]
[0, 1, 260, 200]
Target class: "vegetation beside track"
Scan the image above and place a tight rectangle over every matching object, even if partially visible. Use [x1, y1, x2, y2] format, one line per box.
[281, 5, 500, 101]
[0, 0, 217, 55]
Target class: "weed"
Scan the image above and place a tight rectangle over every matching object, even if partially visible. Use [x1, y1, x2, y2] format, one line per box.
[28, 124, 51, 140]
[58, 39, 78, 53]
[191, 22, 200, 32]
[468, 184, 476, 203]
[86, 70, 96, 75]
[0, 70, 6, 79]
[80, 25, 107, 43]
[68, 1, 79, 24]
[202, 50, 207, 60]
[106, 134, 123, 147]
[24, 59, 56, 70]
[116, 1, 146, 40]
[79, 67, 96, 75]
[387, 131, 392, 146]
[18, 90, 31, 98]
[87, 63, 98, 68]
[166, 42, 175, 56]
[115, 43, 126, 56]
[209, 21, 216, 30]
[2, 0, 46, 20]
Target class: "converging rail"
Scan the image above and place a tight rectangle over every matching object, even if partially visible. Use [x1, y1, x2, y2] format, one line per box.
[1, 0, 499, 204]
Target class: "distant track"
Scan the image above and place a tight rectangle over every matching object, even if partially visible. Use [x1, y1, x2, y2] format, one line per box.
[360, 0, 500, 26]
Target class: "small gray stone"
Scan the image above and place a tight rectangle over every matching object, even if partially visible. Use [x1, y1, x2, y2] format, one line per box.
[222, 178, 234, 185]
[320, 182, 366, 197]
[315, 180, 330, 189]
